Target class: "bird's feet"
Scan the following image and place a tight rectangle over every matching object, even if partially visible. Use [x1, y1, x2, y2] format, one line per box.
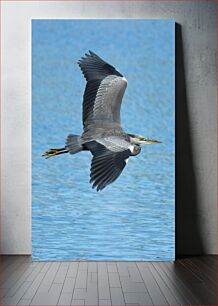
[42, 147, 66, 159]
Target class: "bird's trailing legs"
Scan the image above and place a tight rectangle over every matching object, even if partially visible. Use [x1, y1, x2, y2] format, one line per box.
[42, 147, 69, 159]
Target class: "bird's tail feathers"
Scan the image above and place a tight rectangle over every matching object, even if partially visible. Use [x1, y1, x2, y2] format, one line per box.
[65, 134, 83, 154]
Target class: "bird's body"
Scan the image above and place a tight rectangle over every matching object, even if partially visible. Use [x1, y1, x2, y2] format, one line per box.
[43, 51, 160, 191]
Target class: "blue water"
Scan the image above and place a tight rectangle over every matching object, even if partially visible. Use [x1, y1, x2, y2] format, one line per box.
[32, 19, 175, 261]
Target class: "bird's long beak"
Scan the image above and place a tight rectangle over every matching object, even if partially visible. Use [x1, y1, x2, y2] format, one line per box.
[140, 138, 161, 144]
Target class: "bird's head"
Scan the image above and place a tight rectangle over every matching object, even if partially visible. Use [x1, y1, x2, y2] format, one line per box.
[128, 133, 161, 145]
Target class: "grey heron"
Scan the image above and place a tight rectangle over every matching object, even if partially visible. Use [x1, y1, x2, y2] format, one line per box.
[43, 51, 161, 191]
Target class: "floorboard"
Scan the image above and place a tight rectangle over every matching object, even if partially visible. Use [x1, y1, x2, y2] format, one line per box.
[0, 256, 216, 305]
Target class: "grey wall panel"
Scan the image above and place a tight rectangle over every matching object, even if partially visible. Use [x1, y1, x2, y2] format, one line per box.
[1, 1, 216, 255]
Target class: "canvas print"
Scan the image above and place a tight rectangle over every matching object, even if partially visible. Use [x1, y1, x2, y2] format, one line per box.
[32, 19, 175, 260]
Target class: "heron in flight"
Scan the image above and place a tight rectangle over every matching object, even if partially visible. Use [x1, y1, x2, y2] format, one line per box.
[43, 51, 160, 191]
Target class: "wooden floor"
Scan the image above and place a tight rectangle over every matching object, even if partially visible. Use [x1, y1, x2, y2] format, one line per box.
[0, 256, 217, 305]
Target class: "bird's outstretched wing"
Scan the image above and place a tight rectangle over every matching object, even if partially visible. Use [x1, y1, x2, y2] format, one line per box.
[78, 51, 127, 131]
[85, 140, 131, 191]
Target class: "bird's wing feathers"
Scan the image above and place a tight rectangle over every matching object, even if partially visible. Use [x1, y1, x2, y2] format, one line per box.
[78, 51, 127, 129]
[85, 140, 131, 191]
[78, 50, 123, 81]
[78, 52, 130, 191]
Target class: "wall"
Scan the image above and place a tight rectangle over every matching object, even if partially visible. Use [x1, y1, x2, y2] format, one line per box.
[1, 1, 217, 255]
